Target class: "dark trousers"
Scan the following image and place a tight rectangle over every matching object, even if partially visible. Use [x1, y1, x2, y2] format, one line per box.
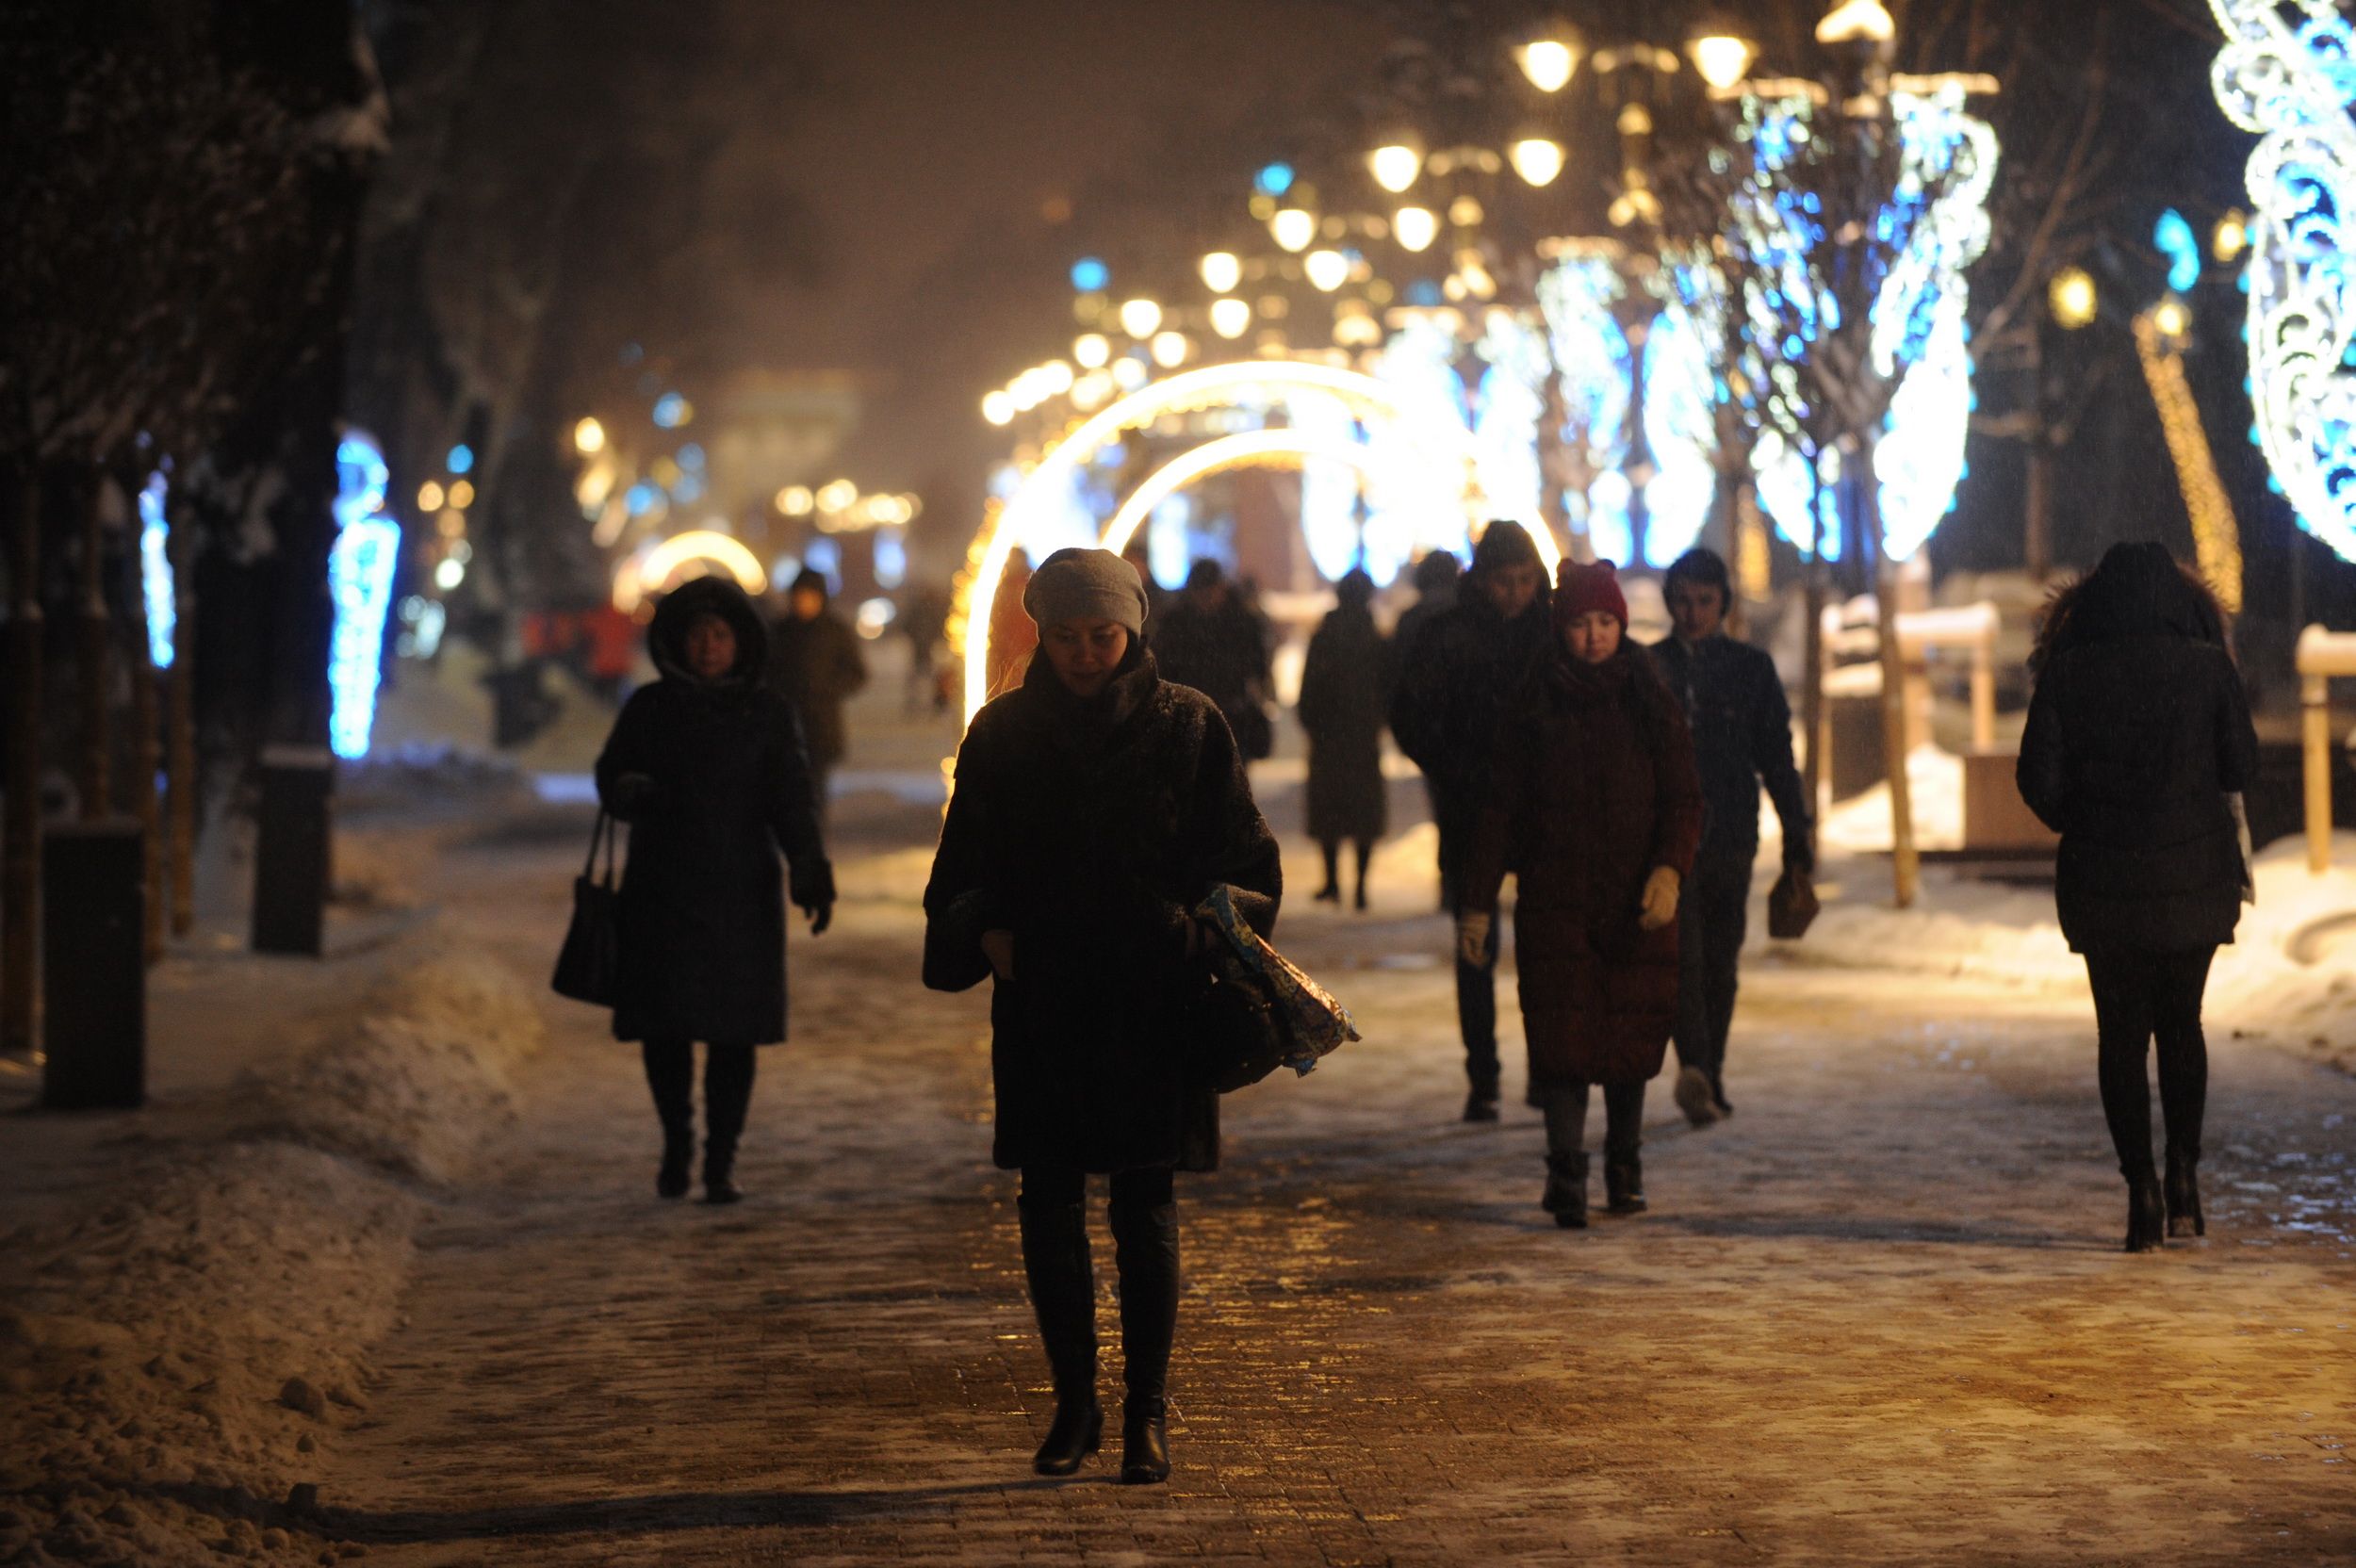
[1539, 1082, 1645, 1161]
[1672, 849, 1754, 1094]
[1018, 1166, 1180, 1405]
[642, 1039, 758, 1175]
[1435, 801, 1498, 1095]
[2083, 947, 2216, 1180]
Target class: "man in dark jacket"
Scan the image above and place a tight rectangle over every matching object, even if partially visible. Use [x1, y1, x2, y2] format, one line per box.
[765, 568, 869, 810]
[1388, 523, 1551, 1120]
[1153, 560, 1273, 759]
[1649, 547, 1812, 1126]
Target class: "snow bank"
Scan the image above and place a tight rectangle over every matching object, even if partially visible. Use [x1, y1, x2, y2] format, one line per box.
[0, 948, 546, 1566]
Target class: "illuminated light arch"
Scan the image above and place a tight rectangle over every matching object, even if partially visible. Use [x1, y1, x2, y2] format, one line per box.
[958, 360, 1530, 723]
[613, 529, 768, 612]
[2210, 0, 2356, 563]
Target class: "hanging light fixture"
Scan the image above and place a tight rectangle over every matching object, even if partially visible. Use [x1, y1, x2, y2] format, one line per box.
[1304, 249, 1350, 292]
[1515, 18, 1582, 92]
[1271, 206, 1318, 253]
[1367, 135, 1425, 194]
[1200, 251, 1243, 294]
[1509, 135, 1567, 188]
[1392, 205, 1440, 253]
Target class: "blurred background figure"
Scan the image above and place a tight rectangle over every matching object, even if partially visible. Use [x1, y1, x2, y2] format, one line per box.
[899, 584, 953, 715]
[1121, 537, 1171, 628]
[765, 567, 869, 813]
[1297, 569, 1390, 910]
[1154, 560, 1273, 761]
[987, 547, 1039, 702]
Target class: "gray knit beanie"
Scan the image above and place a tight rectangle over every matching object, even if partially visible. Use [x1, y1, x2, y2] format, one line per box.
[1023, 547, 1150, 635]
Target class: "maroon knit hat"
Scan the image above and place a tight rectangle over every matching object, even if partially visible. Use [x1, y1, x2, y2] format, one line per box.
[1553, 559, 1628, 628]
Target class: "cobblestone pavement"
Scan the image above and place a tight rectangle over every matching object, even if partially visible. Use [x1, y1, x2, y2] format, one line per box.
[317, 832, 2356, 1566]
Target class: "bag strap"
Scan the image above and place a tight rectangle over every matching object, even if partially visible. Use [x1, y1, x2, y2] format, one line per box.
[583, 808, 618, 887]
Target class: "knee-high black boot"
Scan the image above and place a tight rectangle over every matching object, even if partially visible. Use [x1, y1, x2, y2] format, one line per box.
[701, 1043, 757, 1203]
[1602, 1083, 1646, 1216]
[1109, 1191, 1179, 1485]
[641, 1041, 695, 1200]
[1017, 1195, 1101, 1476]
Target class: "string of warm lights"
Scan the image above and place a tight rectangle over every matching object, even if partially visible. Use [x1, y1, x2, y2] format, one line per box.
[2208, 0, 2356, 564]
[2134, 309, 2246, 612]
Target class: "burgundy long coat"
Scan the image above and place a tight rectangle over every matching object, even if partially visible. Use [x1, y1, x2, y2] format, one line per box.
[1464, 645, 1703, 1093]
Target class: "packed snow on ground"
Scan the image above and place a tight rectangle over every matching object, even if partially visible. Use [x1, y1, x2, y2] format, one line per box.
[0, 948, 546, 1567]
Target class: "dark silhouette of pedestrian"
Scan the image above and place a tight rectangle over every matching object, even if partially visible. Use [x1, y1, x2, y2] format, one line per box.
[924, 547, 1282, 1486]
[765, 568, 869, 810]
[1153, 559, 1273, 760]
[1649, 547, 1813, 1127]
[595, 577, 835, 1204]
[1464, 561, 1701, 1227]
[1387, 524, 1551, 1120]
[2018, 542, 2255, 1252]
[1298, 568, 1390, 909]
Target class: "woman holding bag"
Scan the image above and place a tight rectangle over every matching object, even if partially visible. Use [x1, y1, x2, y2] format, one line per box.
[594, 576, 835, 1204]
[2018, 543, 2256, 1251]
[1461, 560, 1701, 1229]
[923, 547, 1282, 1486]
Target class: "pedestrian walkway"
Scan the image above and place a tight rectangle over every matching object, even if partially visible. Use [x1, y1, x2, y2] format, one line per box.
[315, 836, 2356, 1566]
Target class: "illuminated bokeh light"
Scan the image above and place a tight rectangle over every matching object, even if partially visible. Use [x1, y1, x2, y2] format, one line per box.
[139, 471, 174, 670]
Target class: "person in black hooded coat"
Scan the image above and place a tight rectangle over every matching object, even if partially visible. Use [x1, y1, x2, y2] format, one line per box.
[2018, 542, 2256, 1252]
[924, 547, 1281, 1487]
[596, 576, 836, 1203]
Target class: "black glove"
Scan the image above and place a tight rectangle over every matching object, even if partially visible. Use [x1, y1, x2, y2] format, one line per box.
[792, 860, 837, 936]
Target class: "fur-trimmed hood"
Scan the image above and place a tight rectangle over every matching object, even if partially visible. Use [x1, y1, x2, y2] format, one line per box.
[648, 575, 768, 688]
[2031, 542, 2227, 672]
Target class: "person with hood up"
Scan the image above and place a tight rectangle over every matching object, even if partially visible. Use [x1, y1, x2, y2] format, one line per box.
[1649, 547, 1813, 1126]
[1296, 568, 1390, 910]
[1153, 559, 1274, 760]
[595, 576, 836, 1204]
[1388, 523, 1552, 1120]
[924, 547, 1282, 1486]
[1463, 560, 1702, 1228]
[764, 567, 869, 809]
[2018, 542, 2256, 1252]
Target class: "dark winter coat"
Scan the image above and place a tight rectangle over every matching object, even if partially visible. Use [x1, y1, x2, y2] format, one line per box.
[1465, 645, 1703, 1090]
[764, 602, 869, 769]
[1388, 588, 1552, 812]
[596, 578, 833, 1046]
[2018, 544, 2256, 954]
[1153, 596, 1269, 732]
[923, 646, 1283, 1173]
[1649, 633, 1814, 874]
[1297, 603, 1390, 843]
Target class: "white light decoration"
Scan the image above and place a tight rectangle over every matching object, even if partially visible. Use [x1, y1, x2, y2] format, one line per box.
[327, 432, 399, 760]
[1642, 302, 1721, 567]
[138, 471, 174, 669]
[1292, 391, 1366, 581]
[1509, 137, 1567, 188]
[1073, 332, 1112, 368]
[1519, 40, 1578, 93]
[1118, 298, 1164, 338]
[1369, 142, 1423, 193]
[1271, 207, 1317, 253]
[1472, 310, 1552, 534]
[1150, 330, 1191, 368]
[2210, 0, 2356, 562]
[613, 530, 769, 613]
[1304, 249, 1350, 292]
[1210, 297, 1252, 338]
[1537, 254, 1637, 560]
[1393, 205, 1440, 253]
[1200, 251, 1243, 294]
[1691, 34, 1756, 91]
[982, 390, 1015, 426]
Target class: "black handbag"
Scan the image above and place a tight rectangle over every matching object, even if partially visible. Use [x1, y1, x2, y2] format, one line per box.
[552, 809, 622, 1005]
[1182, 946, 1290, 1094]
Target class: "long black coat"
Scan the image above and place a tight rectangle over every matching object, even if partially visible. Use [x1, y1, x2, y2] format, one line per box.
[2018, 544, 2257, 954]
[596, 579, 832, 1045]
[764, 603, 869, 769]
[923, 647, 1282, 1173]
[1649, 633, 1813, 874]
[1388, 587, 1552, 825]
[1297, 604, 1389, 843]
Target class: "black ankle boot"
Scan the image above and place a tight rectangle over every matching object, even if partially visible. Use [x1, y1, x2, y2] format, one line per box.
[1019, 1197, 1100, 1476]
[1121, 1395, 1170, 1485]
[2164, 1148, 2204, 1238]
[1603, 1153, 1646, 1216]
[657, 1130, 692, 1200]
[2124, 1174, 2166, 1253]
[1110, 1197, 1179, 1486]
[1542, 1152, 1588, 1229]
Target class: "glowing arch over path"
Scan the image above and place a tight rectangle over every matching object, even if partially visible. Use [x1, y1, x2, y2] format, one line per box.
[960, 359, 1548, 723]
[613, 529, 767, 612]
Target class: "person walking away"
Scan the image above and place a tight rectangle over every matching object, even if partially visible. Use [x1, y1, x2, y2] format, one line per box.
[1463, 561, 1701, 1227]
[2017, 542, 2255, 1252]
[1297, 569, 1390, 909]
[1649, 547, 1813, 1126]
[1387, 524, 1551, 1120]
[1153, 560, 1274, 760]
[595, 577, 836, 1203]
[765, 568, 869, 812]
[986, 547, 1039, 701]
[924, 547, 1282, 1484]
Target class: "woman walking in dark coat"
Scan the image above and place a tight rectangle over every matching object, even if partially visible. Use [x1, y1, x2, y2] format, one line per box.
[1297, 568, 1389, 909]
[924, 547, 1282, 1485]
[2018, 543, 2256, 1251]
[596, 577, 836, 1204]
[1462, 561, 1702, 1227]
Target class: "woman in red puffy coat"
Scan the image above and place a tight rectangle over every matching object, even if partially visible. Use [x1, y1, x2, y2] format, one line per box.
[1462, 561, 1702, 1227]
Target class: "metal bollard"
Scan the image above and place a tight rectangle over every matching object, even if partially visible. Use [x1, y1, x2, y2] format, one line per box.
[42, 820, 145, 1109]
[252, 744, 335, 956]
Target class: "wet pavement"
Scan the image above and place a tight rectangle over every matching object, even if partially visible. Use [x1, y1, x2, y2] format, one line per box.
[315, 831, 2356, 1565]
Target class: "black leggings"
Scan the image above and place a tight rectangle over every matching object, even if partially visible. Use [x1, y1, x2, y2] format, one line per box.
[2083, 947, 2215, 1179]
[641, 1039, 758, 1163]
[1020, 1165, 1175, 1210]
